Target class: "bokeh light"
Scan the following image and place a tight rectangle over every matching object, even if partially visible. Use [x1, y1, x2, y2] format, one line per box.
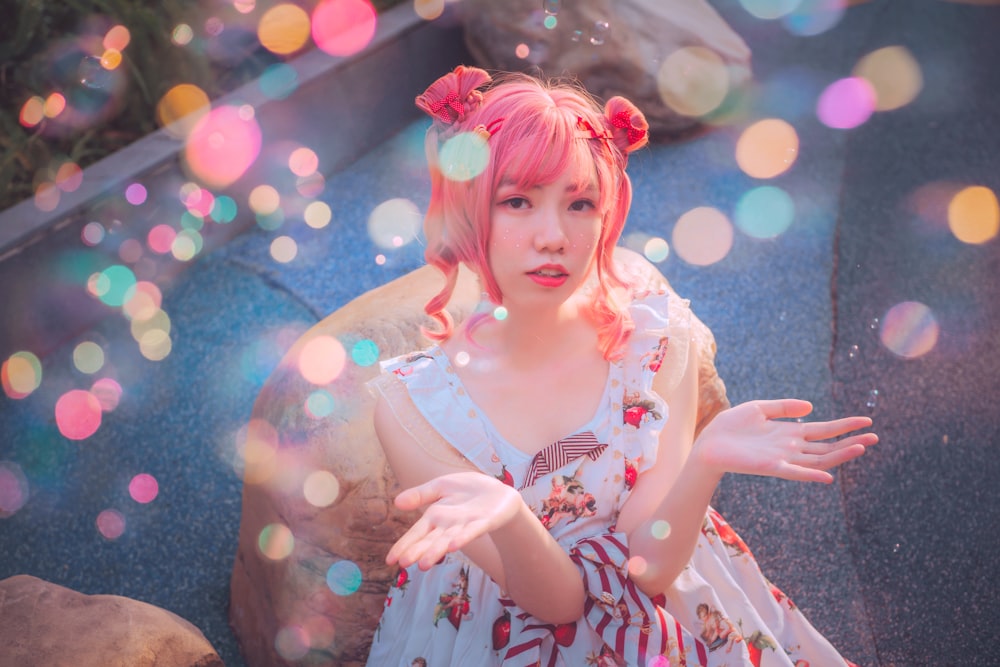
[735, 186, 795, 238]
[438, 131, 490, 182]
[288, 147, 319, 177]
[148, 225, 177, 254]
[44, 93, 66, 118]
[171, 229, 204, 261]
[643, 237, 670, 263]
[947, 185, 999, 244]
[303, 470, 341, 507]
[249, 185, 281, 216]
[125, 183, 147, 206]
[184, 105, 262, 188]
[270, 236, 298, 263]
[55, 389, 103, 440]
[56, 162, 83, 192]
[122, 281, 163, 322]
[259, 523, 295, 560]
[104, 25, 131, 51]
[414, 0, 446, 21]
[259, 63, 299, 100]
[82, 221, 106, 246]
[304, 201, 332, 229]
[241, 419, 279, 484]
[672, 207, 734, 266]
[853, 46, 923, 111]
[735, 119, 799, 178]
[129, 473, 160, 504]
[157, 84, 210, 138]
[816, 77, 876, 129]
[651, 519, 671, 540]
[515, 43, 530, 60]
[297, 335, 347, 385]
[20, 96, 45, 127]
[305, 389, 336, 419]
[2, 351, 43, 399]
[367, 198, 422, 249]
[275, 626, 310, 661]
[96, 509, 126, 540]
[172, 23, 194, 46]
[782, 0, 846, 35]
[0, 461, 30, 518]
[258, 4, 312, 55]
[91, 377, 123, 412]
[139, 329, 173, 361]
[739, 0, 800, 19]
[656, 46, 730, 117]
[311, 0, 377, 57]
[326, 559, 363, 595]
[351, 339, 379, 366]
[93, 264, 137, 307]
[73, 341, 105, 374]
[880, 301, 939, 359]
[35, 182, 60, 212]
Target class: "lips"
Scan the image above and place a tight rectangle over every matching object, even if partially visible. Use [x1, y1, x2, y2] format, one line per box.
[527, 264, 569, 287]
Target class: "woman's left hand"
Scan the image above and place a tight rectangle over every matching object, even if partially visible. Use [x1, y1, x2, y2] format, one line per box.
[387, 471, 523, 570]
[692, 399, 878, 483]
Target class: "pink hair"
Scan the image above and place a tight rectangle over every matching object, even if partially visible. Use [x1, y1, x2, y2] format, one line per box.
[417, 69, 648, 360]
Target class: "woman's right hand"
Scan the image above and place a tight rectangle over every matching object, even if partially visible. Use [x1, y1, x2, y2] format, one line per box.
[387, 471, 523, 570]
[691, 399, 878, 483]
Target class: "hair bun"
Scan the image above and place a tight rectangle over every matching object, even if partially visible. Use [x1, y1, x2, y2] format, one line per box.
[604, 96, 649, 154]
[415, 65, 492, 127]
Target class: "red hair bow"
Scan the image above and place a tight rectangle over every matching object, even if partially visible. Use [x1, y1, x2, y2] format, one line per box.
[610, 110, 646, 146]
[429, 91, 465, 124]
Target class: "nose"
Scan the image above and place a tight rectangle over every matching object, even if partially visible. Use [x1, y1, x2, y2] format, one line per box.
[533, 206, 567, 254]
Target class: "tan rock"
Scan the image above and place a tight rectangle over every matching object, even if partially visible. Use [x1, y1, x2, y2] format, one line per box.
[0, 574, 223, 667]
[228, 248, 728, 665]
[457, 0, 753, 138]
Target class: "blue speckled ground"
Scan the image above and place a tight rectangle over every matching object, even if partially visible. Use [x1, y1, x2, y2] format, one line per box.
[2, 1, 999, 665]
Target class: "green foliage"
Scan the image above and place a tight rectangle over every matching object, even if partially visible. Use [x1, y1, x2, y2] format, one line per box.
[0, 0, 404, 213]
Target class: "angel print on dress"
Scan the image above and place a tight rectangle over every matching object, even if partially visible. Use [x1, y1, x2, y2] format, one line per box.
[640, 335, 670, 373]
[433, 566, 471, 630]
[535, 465, 597, 529]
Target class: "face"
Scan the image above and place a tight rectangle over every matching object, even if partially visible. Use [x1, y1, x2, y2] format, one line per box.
[486, 162, 603, 311]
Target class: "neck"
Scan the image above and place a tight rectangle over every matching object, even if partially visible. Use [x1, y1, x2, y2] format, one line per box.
[482, 296, 592, 367]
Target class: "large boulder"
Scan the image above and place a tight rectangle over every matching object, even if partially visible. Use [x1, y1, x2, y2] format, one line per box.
[0, 575, 223, 667]
[228, 248, 729, 666]
[457, 0, 752, 138]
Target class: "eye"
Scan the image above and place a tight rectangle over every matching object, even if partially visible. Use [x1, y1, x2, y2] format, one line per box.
[501, 196, 530, 210]
[569, 199, 597, 212]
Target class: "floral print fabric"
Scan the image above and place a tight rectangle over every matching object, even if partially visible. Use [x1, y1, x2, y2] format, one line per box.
[365, 293, 855, 667]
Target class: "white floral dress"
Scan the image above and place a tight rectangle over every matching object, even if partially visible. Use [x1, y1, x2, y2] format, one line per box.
[366, 292, 858, 667]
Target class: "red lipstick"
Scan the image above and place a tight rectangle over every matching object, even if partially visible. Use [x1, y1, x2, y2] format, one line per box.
[527, 264, 569, 288]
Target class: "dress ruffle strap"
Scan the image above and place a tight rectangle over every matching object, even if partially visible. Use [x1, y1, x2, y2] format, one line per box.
[569, 532, 708, 667]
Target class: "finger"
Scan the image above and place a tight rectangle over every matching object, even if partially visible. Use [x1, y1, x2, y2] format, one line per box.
[774, 461, 834, 484]
[801, 416, 873, 441]
[755, 399, 813, 420]
[394, 479, 444, 511]
[792, 441, 870, 472]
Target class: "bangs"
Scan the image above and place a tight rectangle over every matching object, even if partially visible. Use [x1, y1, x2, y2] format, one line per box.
[493, 106, 606, 204]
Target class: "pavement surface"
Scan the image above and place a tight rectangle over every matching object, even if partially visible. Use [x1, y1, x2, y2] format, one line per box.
[2, 1, 998, 665]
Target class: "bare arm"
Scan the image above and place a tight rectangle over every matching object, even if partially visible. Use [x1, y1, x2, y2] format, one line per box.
[373, 392, 585, 623]
[616, 336, 878, 597]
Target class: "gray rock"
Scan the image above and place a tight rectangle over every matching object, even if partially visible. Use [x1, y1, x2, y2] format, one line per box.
[458, 0, 752, 138]
[0, 575, 223, 667]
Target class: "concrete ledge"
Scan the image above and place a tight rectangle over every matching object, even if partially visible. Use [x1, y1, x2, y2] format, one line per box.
[0, 3, 469, 360]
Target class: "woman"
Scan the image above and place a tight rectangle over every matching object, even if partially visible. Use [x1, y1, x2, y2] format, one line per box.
[365, 65, 876, 666]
